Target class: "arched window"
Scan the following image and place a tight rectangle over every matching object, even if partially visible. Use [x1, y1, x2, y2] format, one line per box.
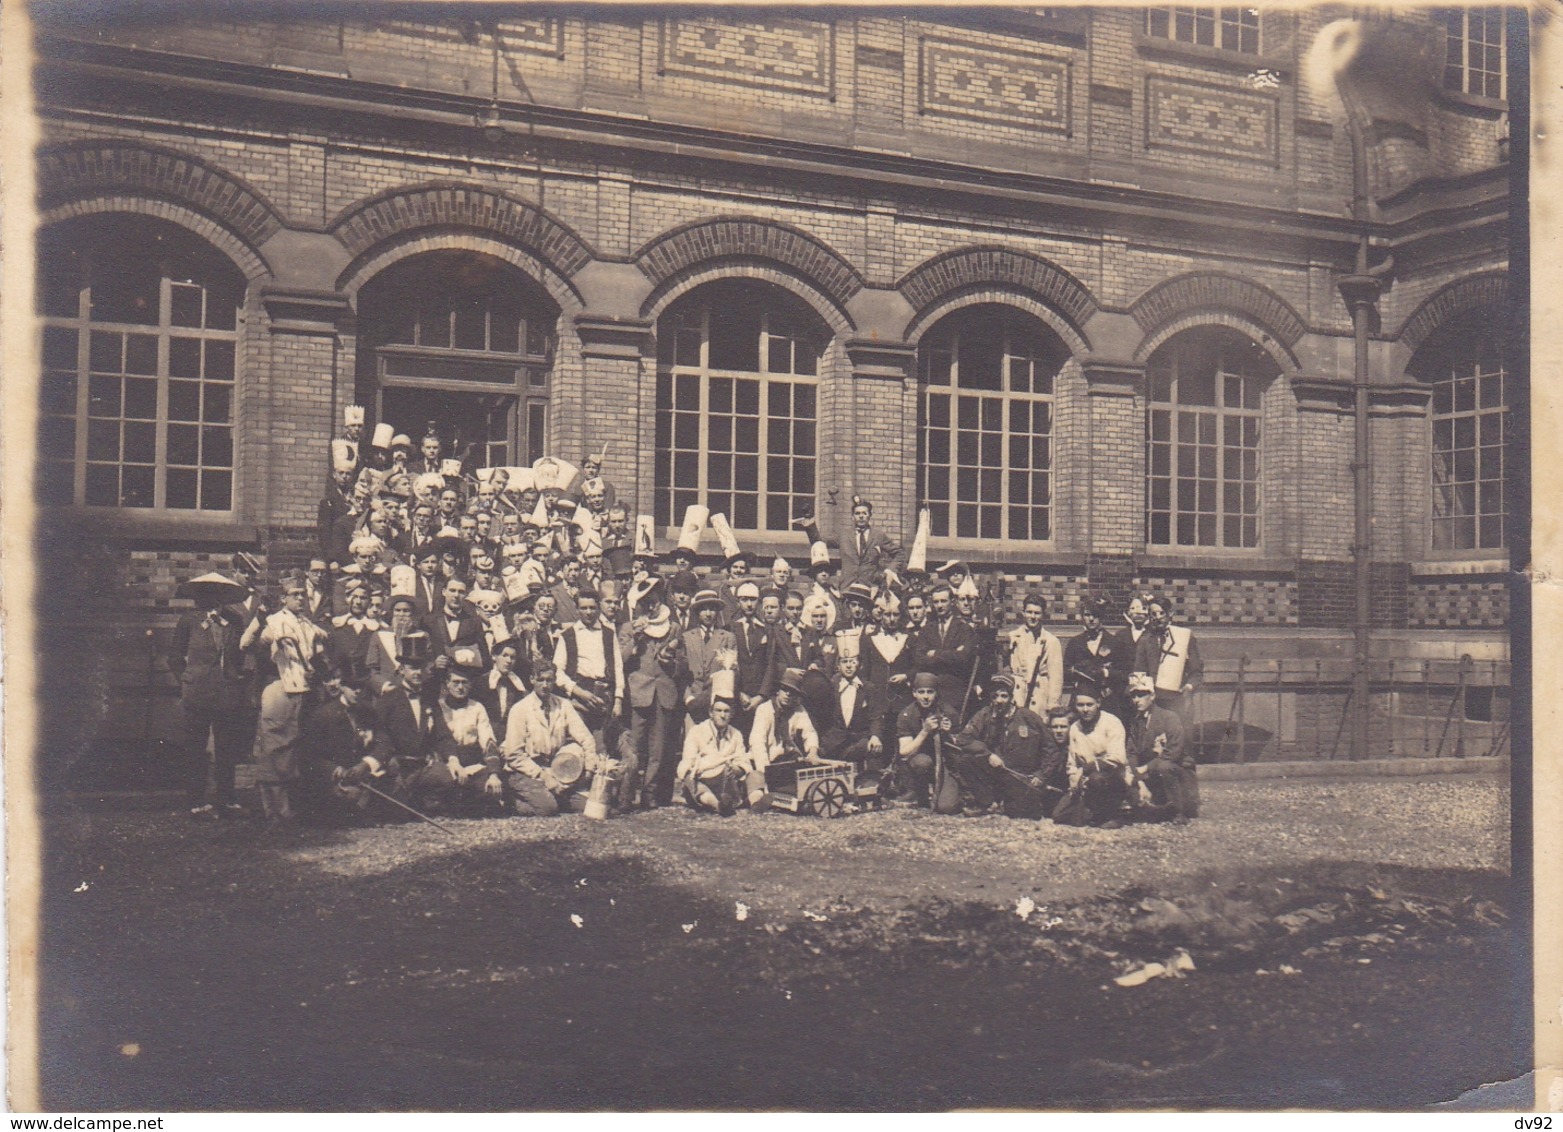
[1410, 315, 1510, 552]
[918, 305, 1066, 541]
[36, 216, 246, 510]
[654, 280, 825, 531]
[356, 251, 557, 468]
[1145, 327, 1277, 549]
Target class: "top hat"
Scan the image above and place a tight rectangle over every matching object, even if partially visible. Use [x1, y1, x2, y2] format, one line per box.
[396, 630, 433, 666]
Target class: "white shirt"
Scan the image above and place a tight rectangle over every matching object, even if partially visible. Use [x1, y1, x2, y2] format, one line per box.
[441, 698, 496, 751]
[553, 620, 625, 696]
[256, 609, 324, 694]
[838, 677, 862, 728]
[502, 692, 597, 775]
[747, 699, 820, 768]
[678, 718, 749, 779]
[1067, 712, 1131, 789]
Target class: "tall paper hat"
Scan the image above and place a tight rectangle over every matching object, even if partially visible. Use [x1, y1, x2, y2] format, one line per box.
[505, 467, 536, 494]
[503, 571, 530, 603]
[835, 630, 861, 659]
[676, 504, 710, 554]
[440, 459, 463, 479]
[531, 455, 578, 493]
[476, 467, 495, 483]
[809, 540, 831, 569]
[389, 564, 417, 598]
[343, 405, 365, 427]
[578, 525, 603, 556]
[710, 668, 736, 702]
[331, 438, 358, 474]
[956, 576, 981, 600]
[530, 494, 551, 529]
[634, 515, 658, 558]
[907, 507, 931, 573]
[710, 512, 743, 563]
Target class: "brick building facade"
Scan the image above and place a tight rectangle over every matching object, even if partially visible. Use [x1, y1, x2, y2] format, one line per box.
[29, 5, 1516, 774]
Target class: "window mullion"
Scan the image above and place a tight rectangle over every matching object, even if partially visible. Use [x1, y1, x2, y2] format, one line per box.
[73, 289, 90, 506]
[155, 275, 171, 509]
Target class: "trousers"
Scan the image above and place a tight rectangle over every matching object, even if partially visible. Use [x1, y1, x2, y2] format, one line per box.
[180, 700, 247, 808]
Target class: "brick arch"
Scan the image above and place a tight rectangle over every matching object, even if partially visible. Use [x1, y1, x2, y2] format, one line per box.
[39, 198, 270, 282]
[37, 141, 283, 254]
[897, 247, 1098, 339]
[1137, 312, 1299, 372]
[1129, 272, 1307, 349]
[336, 232, 583, 312]
[633, 217, 864, 311]
[904, 289, 1090, 358]
[642, 263, 855, 337]
[329, 183, 596, 283]
[1396, 272, 1508, 355]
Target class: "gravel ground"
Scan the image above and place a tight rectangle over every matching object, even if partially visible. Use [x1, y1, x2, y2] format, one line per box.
[273, 774, 1510, 910]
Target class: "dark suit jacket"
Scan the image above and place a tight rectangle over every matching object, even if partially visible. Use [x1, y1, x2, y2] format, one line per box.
[373, 684, 448, 766]
[300, 696, 378, 770]
[814, 676, 885, 739]
[730, 618, 775, 700]
[474, 671, 530, 735]
[409, 572, 444, 620]
[324, 620, 378, 671]
[168, 609, 248, 713]
[805, 517, 906, 587]
[420, 608, 490, 666]
[915, 616, 979, 714]
[620, 624, 679, 711]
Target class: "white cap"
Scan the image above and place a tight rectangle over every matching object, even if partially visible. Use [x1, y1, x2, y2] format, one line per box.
[531, 455, 578, 493]
[710, 668, 736, 701]
[389, 564, 417, 598]
[390, 433, 413, 450]
[331, 438, 358, 474]
[710, 512, 742, 560]
[772, 556, 791, 573]
[677, 504, 710, 553]
[441, 459, 463, 478]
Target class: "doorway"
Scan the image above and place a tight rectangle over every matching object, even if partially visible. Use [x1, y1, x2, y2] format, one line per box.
[378, 388, 515, 470]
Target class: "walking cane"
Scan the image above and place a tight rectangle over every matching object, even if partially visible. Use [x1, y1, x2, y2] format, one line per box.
[358, 780, 462, 836]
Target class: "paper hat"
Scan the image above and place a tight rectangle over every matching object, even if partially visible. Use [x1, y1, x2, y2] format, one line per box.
[529, 494, 551, 529]
[441, 459, 463, 478]
[476, 468, 494, 483]
[505, 467, 536, 494]
[710, 668, 736, 702]
[371, 422, 395, 449]
[531, 455, 578, 493]
[587, 440, 610, 467]
[1128, 671, 1157, 694]
[331, 438, 358, 474]
[956, 576, 981, 600]
[634, 515, 658, 558]
[907, 508, 931, 573]
[676, 505, 710, 554]
[772, 556, 792, 573]
[469, 588, 504, 609]
[809, 541, 831, 569]
[412, 471, 445, 498]
[391, 434, 413, 450]
[389, 564, 417, 598]
[578, 525, 603, 556]
[735, 581, 761, 599]
[802, 593, 837, 630]
[835, 630, 860, 659]
[710, 512, 743, 562]
[503, 571, 530, 603]
[343, 405, 365, 427]
[580, 476, 608, 500]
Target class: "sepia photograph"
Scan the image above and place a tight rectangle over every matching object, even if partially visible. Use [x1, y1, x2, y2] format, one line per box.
[1, 0, 1543, 1112]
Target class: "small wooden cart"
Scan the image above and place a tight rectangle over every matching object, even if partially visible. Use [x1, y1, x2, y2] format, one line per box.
[768, 759, 880, 818]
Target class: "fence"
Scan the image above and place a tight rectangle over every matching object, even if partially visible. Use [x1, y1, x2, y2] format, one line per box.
[1184, 654, 1512, 763]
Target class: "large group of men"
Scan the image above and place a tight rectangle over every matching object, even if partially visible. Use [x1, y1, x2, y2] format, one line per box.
[170, 407, 1204, 830]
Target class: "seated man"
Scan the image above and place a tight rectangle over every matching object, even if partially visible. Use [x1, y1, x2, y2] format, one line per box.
[1053, 682, 1133, 829]
[679, 692, 768, 816]
[951, 673, 1059, 820]
[1123, 671, 1199, 821]
[747, 667, 821, 796]
[496, 662, 608, 817]
[813, 637, 885, 773]
[337, 631, 457, 816]
[435, 651, 503, 811]
[297, 656, 380, 824]
[891, 671, 957, 811]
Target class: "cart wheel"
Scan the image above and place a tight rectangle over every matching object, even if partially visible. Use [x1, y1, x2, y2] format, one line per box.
[804, 778, 849, 818]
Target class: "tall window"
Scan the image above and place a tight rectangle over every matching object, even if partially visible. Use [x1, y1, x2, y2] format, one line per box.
[1145, 6, 1259, 53]
[1146, 328, 1276, 549]
[1443, 8, 1507, 100]
[918, 305, 1065, 541]
[359, 251, 556, 468]
[1413, 318, 1510, 552]
[655, 281, 824, 531]
[37, 216, 244, 510]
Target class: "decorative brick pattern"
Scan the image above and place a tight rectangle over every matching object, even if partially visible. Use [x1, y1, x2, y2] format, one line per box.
[658, 15, 834, 97]
[1145, 76, 1279, 165]
[1135, 572, 1297, 626]
[1396, 272, 1509, 354]
[383, 16, 564, 57]
[634, 217, 863, 307]
[1129, 271, 1307, 347]
[37, 141, 284, 250]
[331, 184, 594, 278]
[1297, 559, 1353, 628]
[989, 572, 1089, 627]
[1409, 578, 1510, 629]
[917, 36, 1070, 132]
[898, 247, 1098, 331]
